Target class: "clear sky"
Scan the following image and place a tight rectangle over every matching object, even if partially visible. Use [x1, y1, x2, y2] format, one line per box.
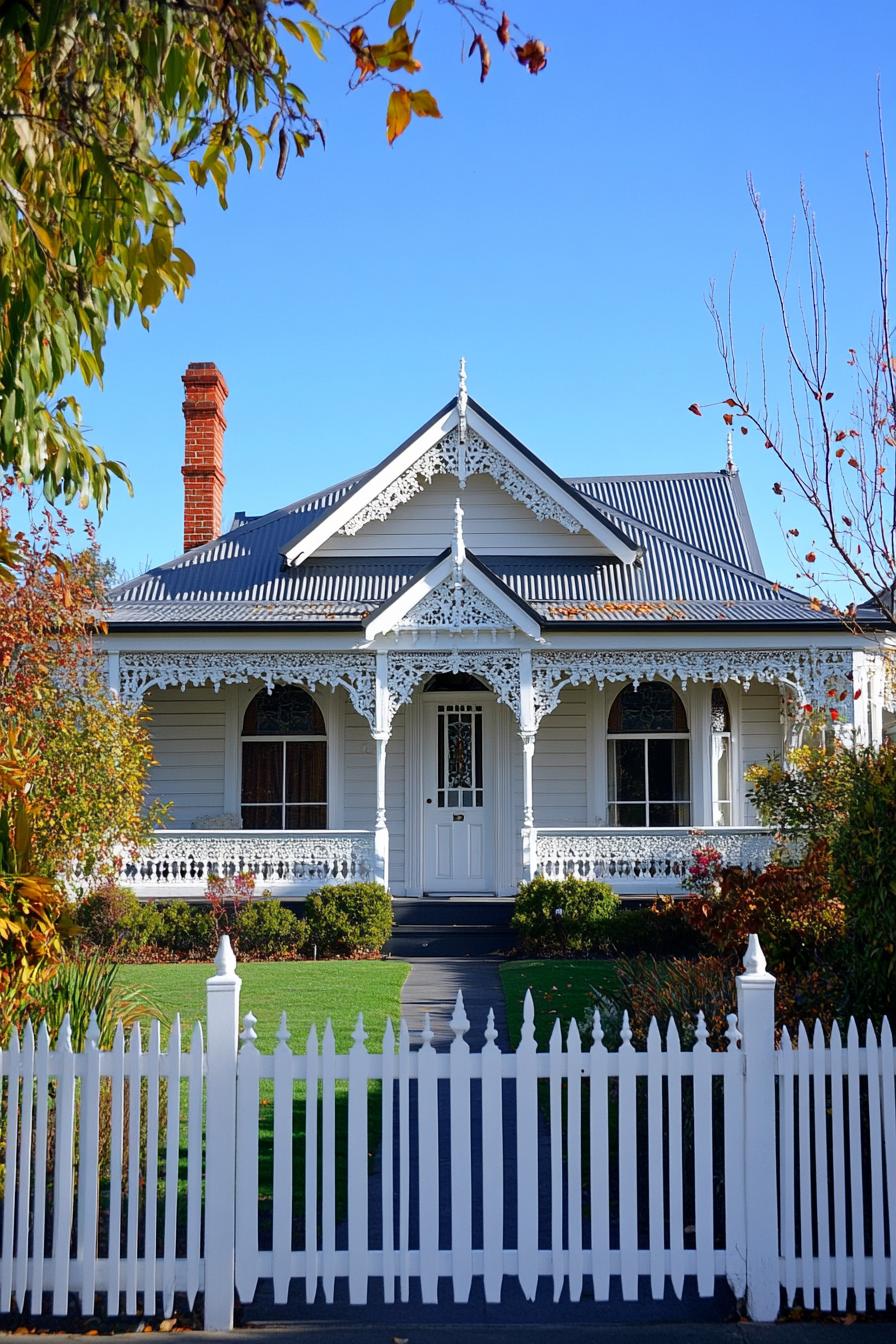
[37, 1, 896, 589]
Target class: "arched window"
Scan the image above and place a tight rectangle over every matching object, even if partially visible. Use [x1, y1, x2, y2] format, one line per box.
[241, 685, 327, 830]
[607, 682, 690, 827]
[711, 687, 732, 826]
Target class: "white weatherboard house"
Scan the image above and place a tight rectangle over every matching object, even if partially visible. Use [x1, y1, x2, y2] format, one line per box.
[101, 362, 894, 900]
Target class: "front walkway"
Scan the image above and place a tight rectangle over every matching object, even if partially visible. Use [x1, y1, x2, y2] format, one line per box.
[400, 957, 509, 1046]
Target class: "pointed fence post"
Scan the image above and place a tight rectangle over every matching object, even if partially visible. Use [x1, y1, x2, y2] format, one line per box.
[736, 933, 779, 1322]
[204, 936, 241, 1330]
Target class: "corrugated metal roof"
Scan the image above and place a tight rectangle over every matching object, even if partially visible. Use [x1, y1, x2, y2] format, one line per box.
[107, 467, 822, 628]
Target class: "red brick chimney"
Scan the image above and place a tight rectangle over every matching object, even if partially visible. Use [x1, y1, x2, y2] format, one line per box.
[181, 361, 228, 551]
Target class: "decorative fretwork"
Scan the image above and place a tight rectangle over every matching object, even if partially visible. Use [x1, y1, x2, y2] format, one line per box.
[123, 829, 375, 890]
[535, 827, 782, 885]
[530, 648, 855, 729]
[398, 575, 513, 632]
[385, 648, 522, 729]
[337, 427, 582, 537]
[119, 651, 377, 728]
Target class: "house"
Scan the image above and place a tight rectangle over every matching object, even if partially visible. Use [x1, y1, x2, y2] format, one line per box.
[100, 361, 894, 900]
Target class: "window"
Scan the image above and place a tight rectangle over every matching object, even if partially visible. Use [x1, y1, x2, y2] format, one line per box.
[240, 685, 327, 829]
[711, 687, 732, 825]
[607, 682, 690, 827]
[436, 703, 484, 808]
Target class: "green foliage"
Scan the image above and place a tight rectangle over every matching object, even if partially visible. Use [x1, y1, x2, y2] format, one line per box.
[831, 744, 896, 1019]
[235, 899, 307, 960]
[305, 882, 393, 958]
[511, 875, 620, 956]
[76, 881, 152, 954]
[149, 899, 216, 960]
[746, 735, 854, 849]
[23, 952, 160, 1049]
[600, 899, 701, 958]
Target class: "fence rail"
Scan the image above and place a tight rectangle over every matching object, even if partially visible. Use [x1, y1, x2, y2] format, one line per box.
[1, 935, 895, 1329]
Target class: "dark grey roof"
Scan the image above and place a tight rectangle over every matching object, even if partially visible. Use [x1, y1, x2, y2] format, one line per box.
[108, 455, 859, 629]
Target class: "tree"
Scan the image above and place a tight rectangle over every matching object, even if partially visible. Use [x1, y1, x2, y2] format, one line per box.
[692, 97, 896, 627]
[0, 2, 547, 529]
[0, 478, 163, 881]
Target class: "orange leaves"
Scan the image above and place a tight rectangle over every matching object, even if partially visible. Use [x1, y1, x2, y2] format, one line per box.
[805, 551, 817, 564]
[351, 24, 421, 84]
[809, 596, 822, 611]
[497, 11, 511, 46]
[723, 412, 734, 426]
[688, 403, 702, 416]
[469, 33, 491, 82]
[772, 481, 783, 495]
[516, 38, 548, 74]
[834, 430, 847, 442]
[847, 456, 860, 469]
[387, 85, 442, 143]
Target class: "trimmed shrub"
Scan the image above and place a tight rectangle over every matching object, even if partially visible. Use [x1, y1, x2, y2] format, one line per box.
[305, 882, 392, 957]
[600, 898, 702, 958]
[150, 899, 217, 959]
[235, 900, 307, 959]
[831, 744, 896, 1019]
[512, 875, 619, 956]
[76, 881, 151, 954]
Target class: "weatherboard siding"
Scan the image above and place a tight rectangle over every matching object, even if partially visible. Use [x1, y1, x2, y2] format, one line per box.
[317, 472, 609, 559]
[739, 683, 784, 823]
[145, 685, 227, 825]
[533, 685, 589, 827]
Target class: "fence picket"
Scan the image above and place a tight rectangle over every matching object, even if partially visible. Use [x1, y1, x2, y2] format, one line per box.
[779, 1026, 796, 1306]
[796, 1022, 814, 1308]
[379, 1019, 394, 1306]
[235, 1014, 260, 1307]
[106, 1022, 126, 1318]
[30, 1022, 50, 1315]
[617, 1012, 638, 1301]
[646, 1018, 664, 1301]
[864, 1020, 887, 1310]
[14, 1022, 35, 1315]
[162, 1015, 182, 1320]
[418, 1013, 439, 1304]
[397, 1018, 411, 1304]
[51, 1017, 76, 1316]
[185, 1022, 203, 1311]
[272, 1013, 294, 1305]
[305, 1022, 320, 1306]
[881, 1019, 896, 1303]
[125, 1024, 142, 1316]
[548, 1017, 564, 1303]
[143, 1019, 162, 1315]
[321, 1018, 337, 1304]
[692, 1012, 714, 1297]
[347, 1013, 370, 1305]
[515, 992, 539, 1302]
[666, 1017, 684, 1299]
[589, 1009, 610, 1302]
[811, 1020, 831, 1311]
[722, 1015, 745, 1301]
[846, 1018, 866, 1311]
[481, 1008, 504, 1304]
[566, 1018, 583, 1304]
[78, 1013, 102, 1316]
[1, 1028, 20, 1313]
[828, 1020, 848, 1312]
[449, 993, 473, 1304]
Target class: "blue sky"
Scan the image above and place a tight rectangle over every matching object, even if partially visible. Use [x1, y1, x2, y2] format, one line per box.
[38, 1, 896, 587]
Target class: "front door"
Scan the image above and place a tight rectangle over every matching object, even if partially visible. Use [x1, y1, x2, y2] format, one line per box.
[423, 697, 493, 893]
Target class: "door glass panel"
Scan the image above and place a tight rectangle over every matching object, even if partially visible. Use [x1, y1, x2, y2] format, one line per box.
[436, 704, 484, 808]
[447, 713, 473, 788]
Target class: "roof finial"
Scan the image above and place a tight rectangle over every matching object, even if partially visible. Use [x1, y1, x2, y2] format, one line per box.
[453, 497, 466, 568]
[457, 355, 468, 446]
[725, 429, 737, 475]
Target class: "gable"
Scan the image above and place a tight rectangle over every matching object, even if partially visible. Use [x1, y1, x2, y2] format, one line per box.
[318, 472, 609, 559]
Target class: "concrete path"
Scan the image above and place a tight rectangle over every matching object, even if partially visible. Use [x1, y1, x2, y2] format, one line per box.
[400, 957, 509, 1047]
[138, 1320, 894, 1342]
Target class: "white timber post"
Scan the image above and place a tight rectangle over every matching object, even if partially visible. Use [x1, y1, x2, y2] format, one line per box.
[107, 650, 121, 698]
[373, 651, 390, 890]
[690, 682, 714, 826]
[736, 933, 779, 1322]
[519, 650, 537, 881]
[204, 936, 241, 1330]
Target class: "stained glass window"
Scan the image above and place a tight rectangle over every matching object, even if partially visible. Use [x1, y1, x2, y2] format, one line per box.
[436, 704, 483, 808]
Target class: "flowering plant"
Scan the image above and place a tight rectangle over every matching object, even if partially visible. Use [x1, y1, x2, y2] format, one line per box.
[205, 871, 256, 943]
[681, 843, 724, 899]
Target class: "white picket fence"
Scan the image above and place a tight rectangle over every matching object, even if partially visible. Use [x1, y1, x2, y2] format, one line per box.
[1, 935, 895, 1329]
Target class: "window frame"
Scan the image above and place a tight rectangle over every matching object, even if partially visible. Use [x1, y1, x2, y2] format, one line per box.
[606, 681, 692, 828]
[239, 687, 329, 831]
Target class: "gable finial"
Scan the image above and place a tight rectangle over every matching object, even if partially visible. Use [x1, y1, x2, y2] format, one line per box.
[453, 497, 466, 568]
[457, 356, 468, 487]
[725, 429, 737, 474]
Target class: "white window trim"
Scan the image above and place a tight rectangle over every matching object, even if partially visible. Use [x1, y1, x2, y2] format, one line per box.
[235, 683, 332, 831]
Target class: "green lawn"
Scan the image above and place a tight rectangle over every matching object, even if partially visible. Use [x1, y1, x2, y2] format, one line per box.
[499, 958, 619, 1048]
[117, 959, 410, 1050]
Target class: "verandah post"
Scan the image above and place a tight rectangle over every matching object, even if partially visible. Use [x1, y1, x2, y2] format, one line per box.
[373, 650, 390, 889]
[736, 933, 779, 1322]
[204, 936, 241, 1330]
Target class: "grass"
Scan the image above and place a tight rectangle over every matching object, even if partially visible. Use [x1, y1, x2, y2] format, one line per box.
[117, 959, 410, 1049]
[499, 958, 620, 1048]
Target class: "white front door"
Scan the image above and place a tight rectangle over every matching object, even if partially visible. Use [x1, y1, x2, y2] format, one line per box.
[423, 696, 494, 893]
